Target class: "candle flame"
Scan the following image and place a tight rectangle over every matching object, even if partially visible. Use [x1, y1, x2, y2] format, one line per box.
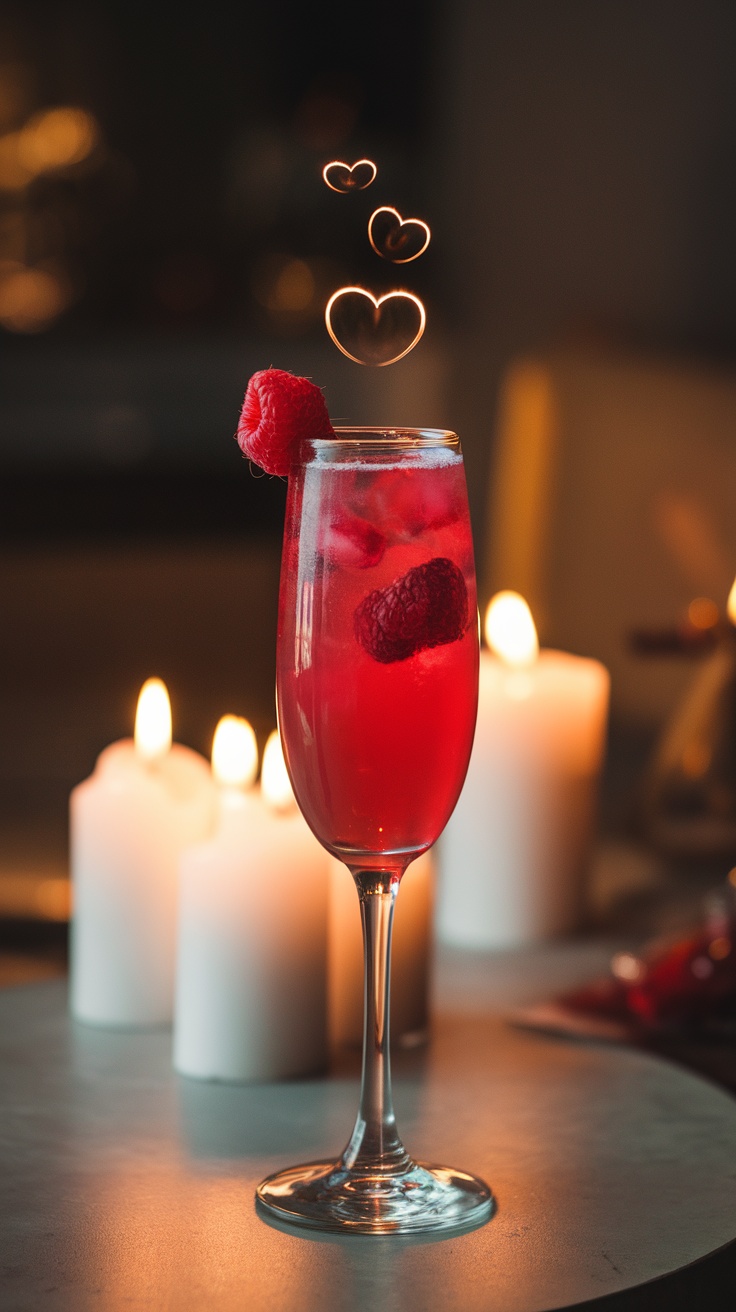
[134, 678, 172, 765]
[261, 730, 296, 812]
[484, 591, 539, 668]
[211, 715, 258, 789]
[727, 577, 736, 626]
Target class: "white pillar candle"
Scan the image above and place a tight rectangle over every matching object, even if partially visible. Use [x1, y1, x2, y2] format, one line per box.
[329, 850, 434, 1048]
[70, 679, 216, 1027]
[174, 726, 329, 1082]
[438, 593, 609, 948]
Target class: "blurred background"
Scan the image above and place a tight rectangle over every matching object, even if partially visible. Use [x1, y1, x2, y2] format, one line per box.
[3, 0, 736, 964]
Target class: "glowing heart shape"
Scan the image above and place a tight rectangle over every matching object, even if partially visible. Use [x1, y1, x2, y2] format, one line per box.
[322, 158, 377, 193]
[325, 286, 426, 366]
[368, 206, 431, 263]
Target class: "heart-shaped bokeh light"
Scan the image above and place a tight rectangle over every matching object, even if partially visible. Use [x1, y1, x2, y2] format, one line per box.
[322, 159, 377, 193]
[368, 206, 431, 263]
[325, 287, 426, 366]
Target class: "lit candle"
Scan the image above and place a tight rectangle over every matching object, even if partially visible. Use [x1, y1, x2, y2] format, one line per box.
[173, 726, 329, 1082]
[437, 593, 610, 948]
[70, 679, 216, 1027]
[328, 850, 434, 1048]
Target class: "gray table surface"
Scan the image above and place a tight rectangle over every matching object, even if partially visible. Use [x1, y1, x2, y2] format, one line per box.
[1, 943, 736, 1312]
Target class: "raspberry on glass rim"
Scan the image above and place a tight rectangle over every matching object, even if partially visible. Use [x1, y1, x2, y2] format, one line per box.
[236, 368, 334, 476]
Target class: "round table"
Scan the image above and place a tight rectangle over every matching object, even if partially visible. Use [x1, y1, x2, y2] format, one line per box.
[0, 949, 735, 1311]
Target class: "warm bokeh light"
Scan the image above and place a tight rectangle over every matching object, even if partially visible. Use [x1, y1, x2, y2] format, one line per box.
[0, 874, 70, 922]
[134, 678, 172, 765]
[267, 258, 315, 313]
[680, 740, 711, 779]
[727, 577, 736, 626]
[709, 935, 731, 961]
[17, 107, 98, 173]
[211, 715, 258, 789]
[687, 596, 719, 630]
[322, 158, 377, 192]
[484, 591, 539, 668]
[0, 265, 70, 332]
[325, 286, 426, 366]
[261, 730, 295, 812]
[367, 206, 431, 264]
[35, 878, 71, 921]
[611, 951, 645, 982]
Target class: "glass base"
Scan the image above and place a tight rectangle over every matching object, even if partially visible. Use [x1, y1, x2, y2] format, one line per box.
[256, 1158, 494, 1235]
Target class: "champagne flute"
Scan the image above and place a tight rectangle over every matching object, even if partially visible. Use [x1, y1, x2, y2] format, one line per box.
[256, 428, 493, 1234]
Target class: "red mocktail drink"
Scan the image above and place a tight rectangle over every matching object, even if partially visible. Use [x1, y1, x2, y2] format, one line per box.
[277, 431, 478, 869]
[241, 382, 494, 1234]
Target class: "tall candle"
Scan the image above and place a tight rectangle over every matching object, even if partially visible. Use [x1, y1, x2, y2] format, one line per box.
[174, 725, 329, 1082]
[329, 851, 434, 1047]
[70, 679, 216, 1027]
[438, 593, 609, 948]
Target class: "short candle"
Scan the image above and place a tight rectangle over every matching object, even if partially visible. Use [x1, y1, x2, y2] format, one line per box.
[173, 724, 329, 1082]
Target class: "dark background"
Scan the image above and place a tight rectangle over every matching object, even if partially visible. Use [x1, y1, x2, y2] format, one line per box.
[3, 2, 736, 536]
[4, 2, 736, 516]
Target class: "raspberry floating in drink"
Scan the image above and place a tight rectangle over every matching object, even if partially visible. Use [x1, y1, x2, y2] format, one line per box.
[354, 556, 468, 663]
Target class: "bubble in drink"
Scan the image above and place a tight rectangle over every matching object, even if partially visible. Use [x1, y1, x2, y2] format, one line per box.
[278, 443, 478, 865]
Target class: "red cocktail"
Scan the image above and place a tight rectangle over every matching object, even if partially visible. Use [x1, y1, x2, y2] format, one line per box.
[278, 436, 478, 866]
[257, 428, 493, 1234]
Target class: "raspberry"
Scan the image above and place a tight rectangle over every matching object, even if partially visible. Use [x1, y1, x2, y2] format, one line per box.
[236, 368, 334, 476]
[355, 557, 468, 663]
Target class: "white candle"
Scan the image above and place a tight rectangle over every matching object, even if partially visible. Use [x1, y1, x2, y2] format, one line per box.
[438, 593, 609, 948]
[173, 726, 329, 1082]
[329, 850, 434, 1047]
[70, 679, 216, 1027]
